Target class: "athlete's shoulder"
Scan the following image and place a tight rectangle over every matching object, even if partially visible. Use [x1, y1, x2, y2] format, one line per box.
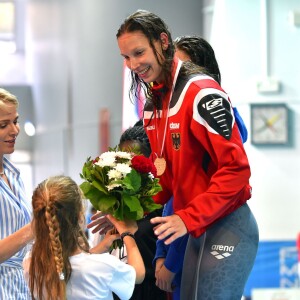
[195, 92, 234, 140]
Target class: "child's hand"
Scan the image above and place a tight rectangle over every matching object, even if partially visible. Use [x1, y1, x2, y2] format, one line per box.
[102, 228, 120, 251]
[89, 228, 120, 254]
[106, 215, 138, 235]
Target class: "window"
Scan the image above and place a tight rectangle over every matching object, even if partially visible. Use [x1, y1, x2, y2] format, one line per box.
[0, 1, 16, 54]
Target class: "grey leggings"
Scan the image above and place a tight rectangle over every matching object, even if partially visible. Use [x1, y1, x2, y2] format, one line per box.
[180, 203, 259, 300]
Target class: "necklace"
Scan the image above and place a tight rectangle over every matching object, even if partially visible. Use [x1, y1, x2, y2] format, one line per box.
[153, 59, 182, 176]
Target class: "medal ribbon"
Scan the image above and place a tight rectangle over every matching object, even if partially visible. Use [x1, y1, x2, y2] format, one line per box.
[154, 59, 182, 159]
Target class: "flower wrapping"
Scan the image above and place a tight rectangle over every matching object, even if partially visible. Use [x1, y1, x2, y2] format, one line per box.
[80, 149, 162, 221]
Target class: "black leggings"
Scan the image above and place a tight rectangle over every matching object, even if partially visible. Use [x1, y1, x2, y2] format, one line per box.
[180, 203, 259, 300]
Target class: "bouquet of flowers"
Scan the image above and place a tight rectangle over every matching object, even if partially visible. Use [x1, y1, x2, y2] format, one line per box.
[80, 148, 162, 222]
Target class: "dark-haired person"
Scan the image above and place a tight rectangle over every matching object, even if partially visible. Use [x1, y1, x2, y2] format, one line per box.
[154, 35, 249, 300]
[118, 121, 167, 300]
[174, 35, 248, 143]
[91, 120, 167, 300]
[116, 10, 259, 300]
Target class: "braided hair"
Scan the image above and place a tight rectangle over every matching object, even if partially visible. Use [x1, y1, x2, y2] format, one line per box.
[119, 120, 151, 157]
[29, 176, 89, 300]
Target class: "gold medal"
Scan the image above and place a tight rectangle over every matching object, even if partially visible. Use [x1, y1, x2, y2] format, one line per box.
[153, 60, 182, 178]
[154, 157, 166, 176]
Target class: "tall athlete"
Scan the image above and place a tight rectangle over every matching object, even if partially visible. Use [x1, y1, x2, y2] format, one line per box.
[116, 10, 259, 300]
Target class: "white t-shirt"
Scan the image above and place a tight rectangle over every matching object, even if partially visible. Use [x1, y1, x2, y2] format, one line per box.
[23, 252, 136, 300]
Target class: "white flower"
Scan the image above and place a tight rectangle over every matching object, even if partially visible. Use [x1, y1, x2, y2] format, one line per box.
[96, 156, 116, 167]
[107, 183, 121, 191]
[107, 169, 122, 180]
[99, 151, 116, 160]
[115, 151, 132, 160]
[148, 172, 154, 180]
[115, 163, 132, 175]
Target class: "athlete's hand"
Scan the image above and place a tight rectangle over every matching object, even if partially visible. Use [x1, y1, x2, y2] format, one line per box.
[150, 214, 187, 245]
[106, 214, 138, 236]
[87, 211, 113, 234]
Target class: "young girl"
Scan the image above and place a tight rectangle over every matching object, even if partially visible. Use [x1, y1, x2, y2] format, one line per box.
[23, 175, 145, 300]
[116, 10, 259, 300]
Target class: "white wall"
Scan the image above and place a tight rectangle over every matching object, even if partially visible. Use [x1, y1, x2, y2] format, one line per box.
[24, 0, 300, 241]
[210, 0, 300, 240]
[25, 0, 203, 182]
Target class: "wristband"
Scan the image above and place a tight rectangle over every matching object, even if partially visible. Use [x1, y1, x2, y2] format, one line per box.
[121, 231, 135, 243]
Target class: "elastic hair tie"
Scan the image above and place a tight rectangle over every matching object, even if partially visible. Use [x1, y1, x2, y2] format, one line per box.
[59, 272, 65, 281]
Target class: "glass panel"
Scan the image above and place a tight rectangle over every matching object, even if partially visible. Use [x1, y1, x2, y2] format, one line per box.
[0, 2, 15, 38]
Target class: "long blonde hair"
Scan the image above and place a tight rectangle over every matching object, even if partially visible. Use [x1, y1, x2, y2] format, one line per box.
[29, 175, 89, 300]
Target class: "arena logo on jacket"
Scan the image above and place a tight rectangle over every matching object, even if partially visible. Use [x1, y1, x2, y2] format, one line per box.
[197, 93, 233, 140]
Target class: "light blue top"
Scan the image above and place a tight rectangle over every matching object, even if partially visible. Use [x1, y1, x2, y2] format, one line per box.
[0, 157, 32, 299]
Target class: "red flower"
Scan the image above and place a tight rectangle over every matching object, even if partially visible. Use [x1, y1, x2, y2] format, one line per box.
[92, 157, 100, 164]
[131, 155, 157, 177]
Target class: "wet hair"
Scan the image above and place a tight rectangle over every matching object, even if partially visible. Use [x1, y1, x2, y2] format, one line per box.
[117, 10, 175, 106]
[119, 119, 151, 158]
[116, 10, 207, 109]
[174, 35, 221, 84]
[0, 88, 19, 108]
[29, 175, 89, 300]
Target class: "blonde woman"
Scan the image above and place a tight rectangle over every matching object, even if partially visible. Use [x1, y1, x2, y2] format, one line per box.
[0, 88, 32, 299]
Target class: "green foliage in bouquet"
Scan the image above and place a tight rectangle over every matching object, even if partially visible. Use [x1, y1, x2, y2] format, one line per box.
[80, 149, 162, 221]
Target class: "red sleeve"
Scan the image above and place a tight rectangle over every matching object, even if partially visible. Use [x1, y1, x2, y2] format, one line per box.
[175, 86, 251, 236]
